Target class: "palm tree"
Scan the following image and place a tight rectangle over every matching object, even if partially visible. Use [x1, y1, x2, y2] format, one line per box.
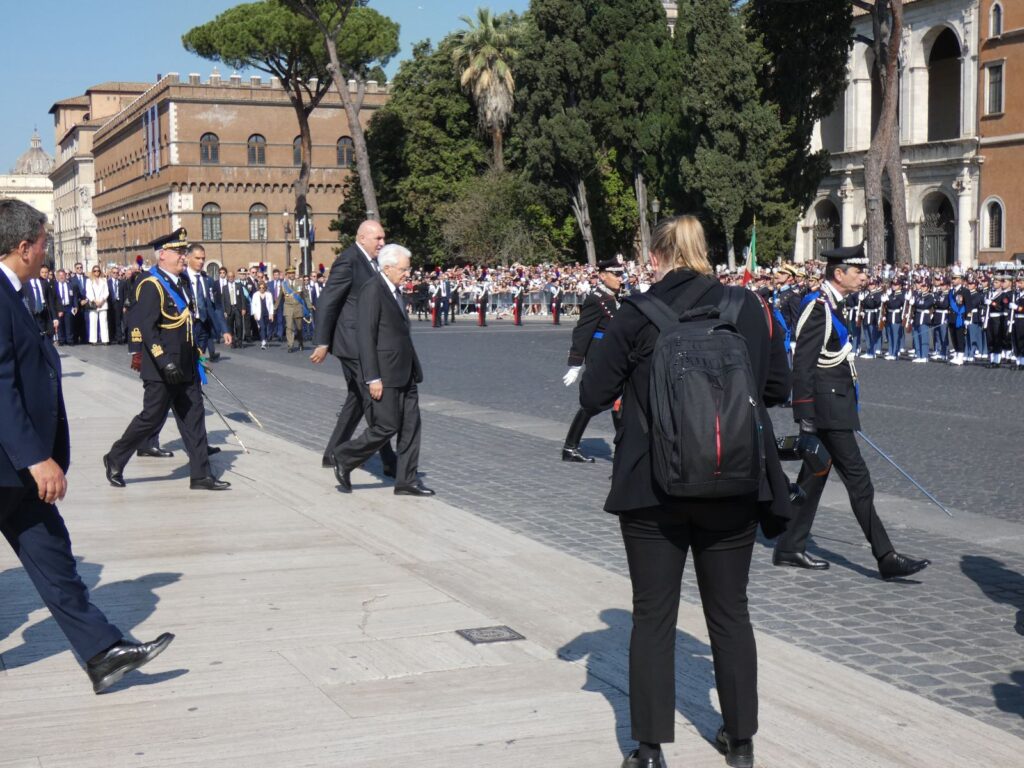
[451, 8, 521, 172]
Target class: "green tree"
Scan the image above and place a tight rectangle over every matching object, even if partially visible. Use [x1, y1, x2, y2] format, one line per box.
[182, 0, 332, 262]
[451, 8, 522, 172]
[671, 0, 797, 266]
[283, 0, 399, 221]
[744, 0, 853, 213]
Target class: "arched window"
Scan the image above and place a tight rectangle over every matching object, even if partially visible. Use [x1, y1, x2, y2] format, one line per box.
[249, 203, 268, 241]
[992, 2, 1004, 37]
[200, 133, 219, 165]
[292, 136, 302, 167]
[337, 136, 355, 168]
[985, 199, 1005, 249]
[927, 28, 962, 142]
[247, 134, 267, 166]
[202, 203, 222, 241]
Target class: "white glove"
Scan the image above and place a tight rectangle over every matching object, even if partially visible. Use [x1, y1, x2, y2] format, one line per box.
[562, 366, 582, 387]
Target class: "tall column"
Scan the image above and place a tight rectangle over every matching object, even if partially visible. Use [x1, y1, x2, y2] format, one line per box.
[852, 76, 873, 150]
[839, 173, 855, 246]
[956, 167, 973, 268]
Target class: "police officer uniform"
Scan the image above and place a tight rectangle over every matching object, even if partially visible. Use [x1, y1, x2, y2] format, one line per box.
[773, 244, 929, 579]
[103, 229, 229, 491]
[1011, 274, 1024, 368]
[562, 259, 622, 462]
[859, 279, 884, 357]
[908, 279, 934, 362]
[881, 279, 906, 359]
[984, 275, 1012, 367]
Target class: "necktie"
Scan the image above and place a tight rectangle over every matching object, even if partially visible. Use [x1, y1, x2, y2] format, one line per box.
[394, 286, 405, 313]
[60, 283, 68, 304]
[33, 280, 43, 312]
[19, 286, 32, 316]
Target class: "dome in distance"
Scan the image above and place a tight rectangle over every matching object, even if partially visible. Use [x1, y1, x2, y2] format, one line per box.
[12, 131, 54, 175]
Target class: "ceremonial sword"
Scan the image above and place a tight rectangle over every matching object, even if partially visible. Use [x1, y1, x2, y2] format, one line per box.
[202, 390, 249, 454]
[200, 363, 264, 429]
[856, 430, 954, 518]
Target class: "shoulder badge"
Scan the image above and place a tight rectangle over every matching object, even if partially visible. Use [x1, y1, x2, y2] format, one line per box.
[130, 327, 142, 343]
[151, 344, 165, 357]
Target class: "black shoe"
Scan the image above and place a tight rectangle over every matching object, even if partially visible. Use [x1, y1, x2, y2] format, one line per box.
[136, 447, 173, 458]
[621, 750, 666, 768]
[562, 446, 595, 463]
[208, 353, 221, 362]
[207, 445, 221, 455]
[322, 455, 336, 469]
[714, 727, 753, 768]
[382, 463, 397, 478]
[878, 551, 930, 580]
[394, 481, 435, 497]
[190, 476, 231, 491]
[334, 463, 352, 493]
[772, 549, 829, 570]
[86, 633, 174, 694]
[287, 346, 297, 353]
[103, 454, 125, 488]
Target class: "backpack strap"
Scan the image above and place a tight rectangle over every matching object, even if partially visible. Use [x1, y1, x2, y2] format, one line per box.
[718, 285, 747, 327]
[624, 276, 716, 330]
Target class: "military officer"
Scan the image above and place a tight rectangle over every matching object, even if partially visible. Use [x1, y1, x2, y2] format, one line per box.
[561, 258, 623, 462]
[984, 273, 1012, 368]
[773, 243, 929, 580]
[965, 274, 986, 362]
[103, 229, 230, 491]
[908, 277, 934, 363]
[859, 277, 884, 357]
[282, 266, 311, 353]
[881, 278, 906, 360]
[1011, 272, 1024, 368]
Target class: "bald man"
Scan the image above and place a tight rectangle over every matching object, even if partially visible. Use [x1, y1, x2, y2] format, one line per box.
[311, 220, 397, 475]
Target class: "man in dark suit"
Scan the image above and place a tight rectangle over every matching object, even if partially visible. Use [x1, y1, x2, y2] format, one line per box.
[104, 228, 229, 491]
[311, 220, 396, 474]
[24, 267, 56, 338]
[333, 245, 432, 496]
[221, 270, 248, 347]
[53, 268, 76, 345]
[773, 243, 929, 580]
[0, 200, 173, 693]
[183, 243, 230, 361]
[105, 267, 127, 344]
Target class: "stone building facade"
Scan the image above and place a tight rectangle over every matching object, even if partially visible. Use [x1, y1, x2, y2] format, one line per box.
[49, 83, 151, 270]
[800, 0, 984, 267]
[87, 71, 388, 273]
[976, 0, 1023, 263]
[1, 132, 55, 229]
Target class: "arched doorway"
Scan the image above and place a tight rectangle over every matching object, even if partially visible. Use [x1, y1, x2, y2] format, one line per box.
[813, 200, 840, 259]
[881, 200, 895, 265]
[920, 194, 955, 267]
[927, 28, 961, 141]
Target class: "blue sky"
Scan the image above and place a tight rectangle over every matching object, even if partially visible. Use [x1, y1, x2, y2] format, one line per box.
[1, 0, 529, 170]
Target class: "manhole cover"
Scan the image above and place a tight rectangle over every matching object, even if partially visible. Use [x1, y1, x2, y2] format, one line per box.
[456, 625, 525, 645]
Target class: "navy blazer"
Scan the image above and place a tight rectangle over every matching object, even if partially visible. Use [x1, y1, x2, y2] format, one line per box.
[0, 269, 70, 488]
[357, 275, 423, 388]
[314, 244, 377, 360]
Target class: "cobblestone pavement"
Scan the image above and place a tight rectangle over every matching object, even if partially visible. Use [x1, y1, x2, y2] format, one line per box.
[65, 320, 1024, 739]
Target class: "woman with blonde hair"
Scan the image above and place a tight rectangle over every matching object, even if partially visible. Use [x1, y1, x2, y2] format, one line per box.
[580, 215, 791, 768]
[85, 265, 109, 344]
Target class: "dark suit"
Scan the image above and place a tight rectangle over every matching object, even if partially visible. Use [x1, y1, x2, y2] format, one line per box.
[564, 284, 619, 450]
[107, 269, 212, 481]
[54, 279, 76, 344]
[183, 270, 226, 357]
[777, 286, 893, 560]
[314, 244, 396, 468]
[334, 276, 423, 487]
[0, 267, 123, 662]
[221, 280, 248, 345]
[106, 277, 126, 343]
[579, 269, 791, 746]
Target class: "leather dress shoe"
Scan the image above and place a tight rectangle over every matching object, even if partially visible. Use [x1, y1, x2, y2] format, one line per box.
[207, 445, 221, 455]
[621, 750, 666, 768]
[394, 481, 435, 497]
[86, 633, 174, 694]
[714, 727, 753, 768]
[136, 447, 174, 458]
[190, 476, 231, 491]
[334, 463, 352, 493]
[382, 463, 397, 478]
[103, 454, 125, 488]
[322, 455, 336, 469]
[562, 446, 595, 463]
[878, 551, 930, 580]
[772, 549, 829, 570]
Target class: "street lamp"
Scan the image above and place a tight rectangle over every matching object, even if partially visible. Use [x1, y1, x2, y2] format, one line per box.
[651, 197, 661, 225]
[283, 210, 292, 270]
[120, 215, 128, 266]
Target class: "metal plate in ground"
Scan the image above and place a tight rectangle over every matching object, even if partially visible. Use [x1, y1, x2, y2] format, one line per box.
[456, 625, 525, 645]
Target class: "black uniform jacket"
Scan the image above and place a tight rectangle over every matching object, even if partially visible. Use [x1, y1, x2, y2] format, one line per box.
[791, 289, 859, 431]
[580, 269, 791, 517]
[130, 269, 198, 384]
[567, 285, 617, 366]
[357, 276, 423, 389]
[314, 243, 377, 360]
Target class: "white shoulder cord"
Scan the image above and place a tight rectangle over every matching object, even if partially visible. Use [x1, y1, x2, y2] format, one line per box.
[795, 296, 855, 370]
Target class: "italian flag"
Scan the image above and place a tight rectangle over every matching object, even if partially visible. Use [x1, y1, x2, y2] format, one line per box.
[741, 221, 757, 286]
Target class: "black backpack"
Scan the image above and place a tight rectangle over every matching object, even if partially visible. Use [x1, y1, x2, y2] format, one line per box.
[625, 281, 765, 499]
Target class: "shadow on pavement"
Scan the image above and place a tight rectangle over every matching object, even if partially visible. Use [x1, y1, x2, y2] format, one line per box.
[0, 563, 181, 670]
[556, 607, 719, 758]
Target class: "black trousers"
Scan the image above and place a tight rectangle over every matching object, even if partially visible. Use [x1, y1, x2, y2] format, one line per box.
[335, 382, 421, 487]
[323, 357, 396, 467]
[776, 429, 894, 560]
[620, 512, 758, 744]
[108, 379, 211, 480]
[1, 487, 122, 662]
[193, 317, 216, 357]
